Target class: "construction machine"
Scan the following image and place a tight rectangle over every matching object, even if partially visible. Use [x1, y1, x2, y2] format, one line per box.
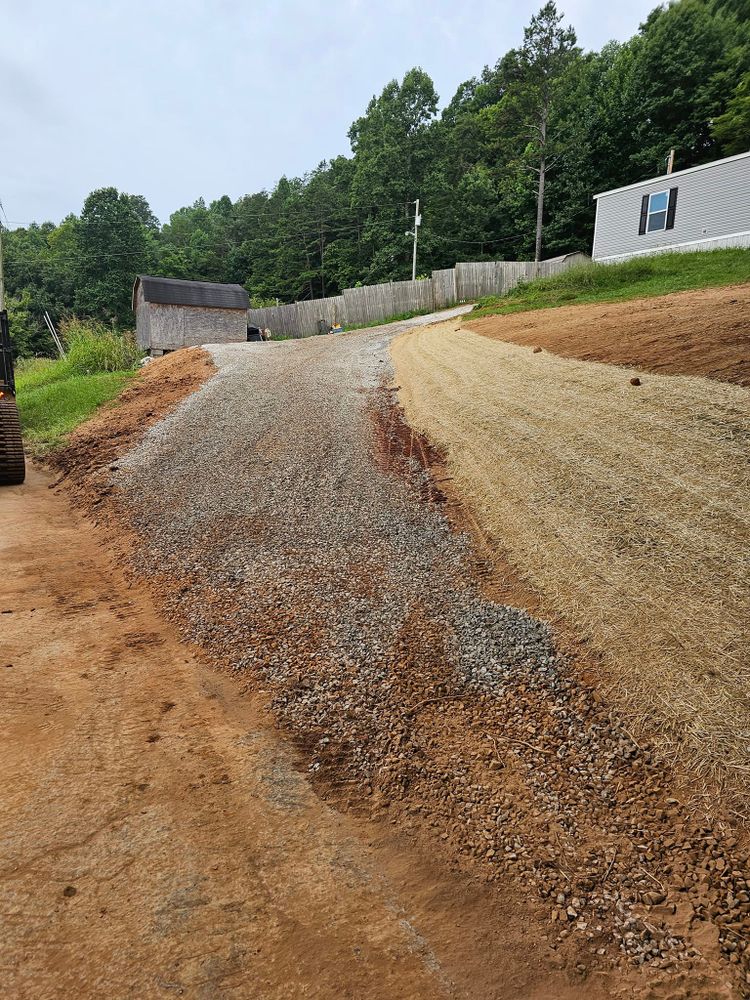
[0, 309, 25, 485]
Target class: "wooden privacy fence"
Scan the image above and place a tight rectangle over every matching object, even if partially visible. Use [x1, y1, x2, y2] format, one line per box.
[248, 252, 588, 339]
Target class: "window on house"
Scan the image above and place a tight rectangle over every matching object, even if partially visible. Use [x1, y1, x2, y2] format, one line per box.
[646, 191, 669, 231]
[639, 187, 678, 235]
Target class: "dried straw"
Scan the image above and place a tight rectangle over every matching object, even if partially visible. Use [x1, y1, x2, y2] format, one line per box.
[392, 322, 750, 798]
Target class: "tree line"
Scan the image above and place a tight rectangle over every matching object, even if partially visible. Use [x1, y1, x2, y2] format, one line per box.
[4, 0, 749, 355]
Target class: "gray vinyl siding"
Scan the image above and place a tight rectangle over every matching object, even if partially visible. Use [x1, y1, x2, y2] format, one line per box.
[592, 152, 750, 262]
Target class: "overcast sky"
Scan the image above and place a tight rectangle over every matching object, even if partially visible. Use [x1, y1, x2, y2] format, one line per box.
[2, 0, 657, 228]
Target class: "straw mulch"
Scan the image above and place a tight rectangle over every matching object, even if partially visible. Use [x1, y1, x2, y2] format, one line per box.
[392, 322, 750, 800]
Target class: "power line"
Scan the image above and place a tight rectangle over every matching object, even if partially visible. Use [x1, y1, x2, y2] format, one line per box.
[2, 197, 428, 234]
[3, 222, 530, 270]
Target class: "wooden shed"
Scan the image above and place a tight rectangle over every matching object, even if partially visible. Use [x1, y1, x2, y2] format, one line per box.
[133, 276, 250, 356]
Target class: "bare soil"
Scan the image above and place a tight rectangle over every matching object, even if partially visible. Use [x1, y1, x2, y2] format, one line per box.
[2, 336, 633, 1000]
[0, 466, 606, 1000]
[466, 283, 750, 385]
[46, 334, 746, 997]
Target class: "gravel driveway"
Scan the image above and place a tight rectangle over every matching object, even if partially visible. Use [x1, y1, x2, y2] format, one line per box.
[112, 310, 746, 994]
[119, 305, 558, 731]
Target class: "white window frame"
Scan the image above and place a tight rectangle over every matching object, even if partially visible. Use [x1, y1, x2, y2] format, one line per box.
[646, 190, 669, 233]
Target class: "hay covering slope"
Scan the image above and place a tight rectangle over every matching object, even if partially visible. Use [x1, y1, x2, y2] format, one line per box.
[392, 322, 750, 789]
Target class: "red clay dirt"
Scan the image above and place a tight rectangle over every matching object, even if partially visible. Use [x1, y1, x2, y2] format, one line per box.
[5, 342, 747, 998]
[47, 346, 215, 482]
[0, 354, 622, 999]
[5, 466, 603, 999]
[466, 283, 750, 385]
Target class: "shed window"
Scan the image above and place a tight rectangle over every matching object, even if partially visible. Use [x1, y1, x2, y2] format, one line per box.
[646, 190, 669, 232]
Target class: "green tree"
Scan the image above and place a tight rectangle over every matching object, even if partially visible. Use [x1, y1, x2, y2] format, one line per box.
[6, 291, 45, 357]
[627, 0, 741, 174]
[713, 71, 750, 153]
[349, 68, 439, 281]
[124, 194, 160, 232]
[513, 3, 579, 261]
[75, 188, 153, 326]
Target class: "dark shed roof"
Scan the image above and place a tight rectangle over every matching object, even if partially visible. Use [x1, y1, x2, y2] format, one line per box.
[133, 276, 249, 311]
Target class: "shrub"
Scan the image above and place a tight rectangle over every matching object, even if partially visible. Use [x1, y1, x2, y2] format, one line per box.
[61, 319, 142, 375]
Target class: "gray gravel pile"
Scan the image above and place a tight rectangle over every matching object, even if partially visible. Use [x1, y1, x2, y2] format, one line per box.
[113, 311, 748, 994]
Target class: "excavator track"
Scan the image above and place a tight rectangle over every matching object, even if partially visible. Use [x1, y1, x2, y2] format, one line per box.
[0, 309, 26, 486]
[0, 394, 25, 485]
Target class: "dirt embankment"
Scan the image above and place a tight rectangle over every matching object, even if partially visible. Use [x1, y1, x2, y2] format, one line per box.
[466, 284, 750, 385]
[391, 320, 750, 997]
[392, 322, 750, 794]
[48, 346, 215, 484]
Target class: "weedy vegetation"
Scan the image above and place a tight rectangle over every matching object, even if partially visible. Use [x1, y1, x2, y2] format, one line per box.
[345, 306, 438, 331]
[471, 249, 750, 318]
[16, 320, 142, 452]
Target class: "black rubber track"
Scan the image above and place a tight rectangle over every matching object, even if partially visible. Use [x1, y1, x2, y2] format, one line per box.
[0, 395, 26, 485]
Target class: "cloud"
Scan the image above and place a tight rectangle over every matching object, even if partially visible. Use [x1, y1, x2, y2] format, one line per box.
[0, 53, 62, 126]
[1, 0, 657, 224]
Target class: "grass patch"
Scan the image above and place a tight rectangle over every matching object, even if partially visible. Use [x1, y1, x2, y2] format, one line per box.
[13, 356, 64, 390]
[345, 306, 437, 332]
[15, 320, 142, 453]
[17, 370, 135, 453]
[470, 248, 750, 318]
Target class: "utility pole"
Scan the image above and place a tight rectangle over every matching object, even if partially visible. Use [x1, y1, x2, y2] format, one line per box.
[411, 199, 421, 281]
[666, 148, 675, 175]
